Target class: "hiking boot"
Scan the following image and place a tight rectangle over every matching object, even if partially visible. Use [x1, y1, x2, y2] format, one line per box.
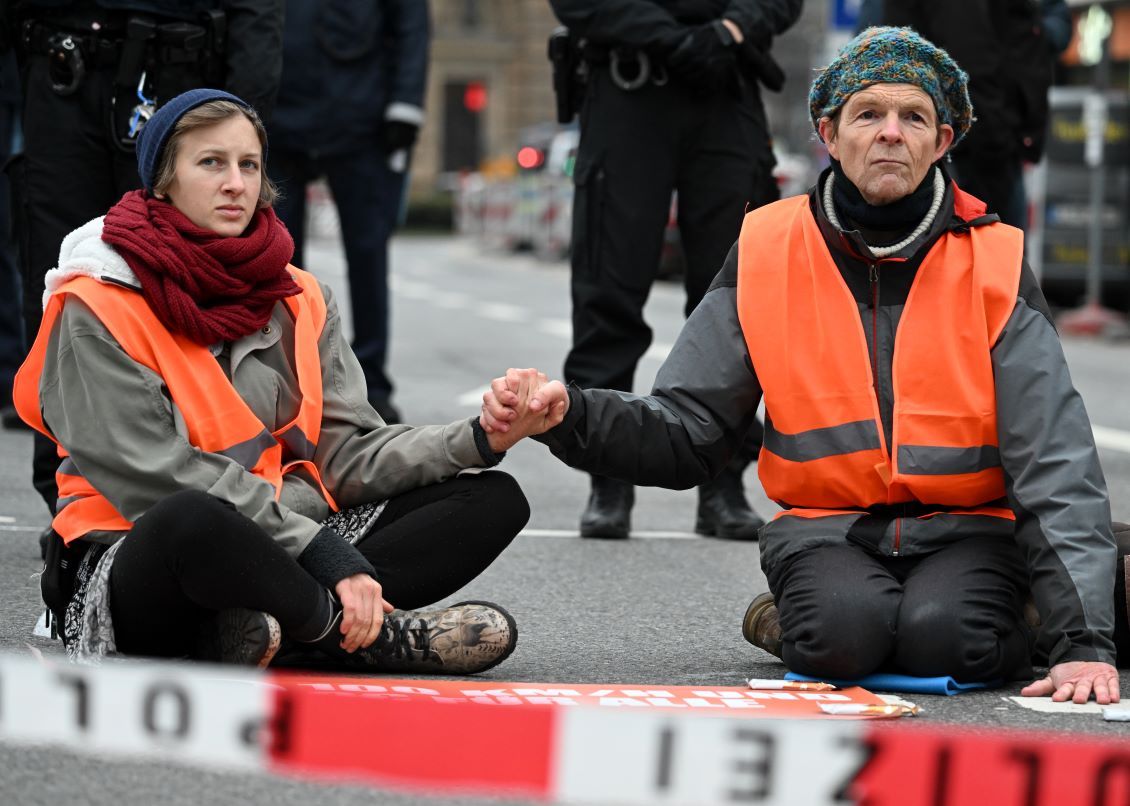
[197, 608, 282, 669]
[352, 600, 518, 674]
[580, 475, 633, 539]
[742, 592, 782, 659]
[696, 467, 764, 540]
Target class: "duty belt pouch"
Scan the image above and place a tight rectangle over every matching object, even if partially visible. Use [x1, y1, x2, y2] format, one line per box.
[110, 15, 156, 151]
[152, 19, 211, 100]
[41, 531, 83, 631]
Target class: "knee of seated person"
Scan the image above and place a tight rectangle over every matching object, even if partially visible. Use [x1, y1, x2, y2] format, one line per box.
[784, 638, 887, 681]
[474, 470, 530, 534]
[894, 602, 994, 679]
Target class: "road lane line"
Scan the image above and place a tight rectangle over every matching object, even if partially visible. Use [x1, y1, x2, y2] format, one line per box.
[521, 528, 699, 540]
[479, 302, 530, 323]
[457, 387, 485, 407]
[1094, 425, 1130, 454]
[537, 319, 572, 338]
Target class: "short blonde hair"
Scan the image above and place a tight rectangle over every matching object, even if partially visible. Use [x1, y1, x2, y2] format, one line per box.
[150, 100, 278, 208]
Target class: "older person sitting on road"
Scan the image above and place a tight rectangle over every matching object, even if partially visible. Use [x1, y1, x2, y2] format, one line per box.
[481, 27, 1121, 704]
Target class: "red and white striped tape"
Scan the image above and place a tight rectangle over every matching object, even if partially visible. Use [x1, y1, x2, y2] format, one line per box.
[2, 654, 1129, 804]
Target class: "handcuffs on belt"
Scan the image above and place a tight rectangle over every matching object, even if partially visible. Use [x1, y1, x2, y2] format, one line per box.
[608, 48, 667, 91]
[46, 32, 86, 96]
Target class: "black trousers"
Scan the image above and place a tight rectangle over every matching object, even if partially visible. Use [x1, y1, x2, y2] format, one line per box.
[13, 54, 141, 513]
[774, 539, 1032, 682]
[109, 472, 529, 659]
[271, 146, 405, 405]
[565, 67, 773, 458]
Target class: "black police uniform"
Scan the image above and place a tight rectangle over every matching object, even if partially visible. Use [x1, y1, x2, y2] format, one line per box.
[3, 0, 283, 520]
[549, 0, 802, 539]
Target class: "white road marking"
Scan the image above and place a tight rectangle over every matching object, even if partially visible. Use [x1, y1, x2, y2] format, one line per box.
[433, 291, 472, 309]
[0, 525, 46, 533]
[479, 302, 530, 323]
[0, 516, 13, 523]
[1094, 425, 1130, 454]
[457, 388, 485, 407]
[538, 319, 572, 339]
[520, 528, 699, 540]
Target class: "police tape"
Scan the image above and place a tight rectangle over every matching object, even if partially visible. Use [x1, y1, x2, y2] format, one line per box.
[2, 653, 1129, 805]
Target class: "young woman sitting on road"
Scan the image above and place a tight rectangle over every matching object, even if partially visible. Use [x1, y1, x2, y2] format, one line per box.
[15, 89, 528, 673]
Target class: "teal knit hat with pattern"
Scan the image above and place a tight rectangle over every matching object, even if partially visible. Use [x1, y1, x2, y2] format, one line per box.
[809, 26, 972, 148]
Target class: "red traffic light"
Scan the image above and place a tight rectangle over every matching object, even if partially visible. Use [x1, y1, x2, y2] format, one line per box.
[517, 146, 545, 170]
[464, 82, 488, 113]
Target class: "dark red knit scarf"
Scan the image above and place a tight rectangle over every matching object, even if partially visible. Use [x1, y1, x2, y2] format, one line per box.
[101, 190, 300, 345]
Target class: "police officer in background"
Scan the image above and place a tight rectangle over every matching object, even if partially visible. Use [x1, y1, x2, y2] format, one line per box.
[548, 0, 802, 540]
[270, 0, 430, 425]
[1, 0, 283, 542]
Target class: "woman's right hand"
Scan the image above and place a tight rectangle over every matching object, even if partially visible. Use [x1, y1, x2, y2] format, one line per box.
[334, 573, 395, 653]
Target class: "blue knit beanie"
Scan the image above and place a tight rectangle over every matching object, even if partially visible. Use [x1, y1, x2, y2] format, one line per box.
[809, 26, 972, 148]
[136, 88, 255, 193]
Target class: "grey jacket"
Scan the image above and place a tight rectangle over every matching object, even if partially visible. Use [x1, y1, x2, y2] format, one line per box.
[36, 219, 492, 568]
[537, 175, 1117, 667]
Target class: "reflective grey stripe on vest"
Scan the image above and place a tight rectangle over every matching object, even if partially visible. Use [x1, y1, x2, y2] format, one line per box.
[58, 457, 80, 476]
[278, 424, 316, 462]
[56, 496, 80, 513]
[897, 444, 1001, 476]
[764, 417, 881, 462]
[217, 429, 278, 470]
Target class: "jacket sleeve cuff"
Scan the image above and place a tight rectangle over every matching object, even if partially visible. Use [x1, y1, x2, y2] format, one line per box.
[297, 527, 377, 589]
[470, 417, 505, 466]
[384, 102, 425, 126]
[531, 384, 586, 451]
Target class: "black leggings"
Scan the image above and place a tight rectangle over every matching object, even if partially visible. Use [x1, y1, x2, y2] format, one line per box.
[109, 471, 529, 658]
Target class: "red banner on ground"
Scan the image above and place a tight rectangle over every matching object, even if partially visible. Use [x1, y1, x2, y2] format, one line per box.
[268, 674, 889, 718]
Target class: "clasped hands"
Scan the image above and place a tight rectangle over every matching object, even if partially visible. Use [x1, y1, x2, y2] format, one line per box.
[481, 367, 570, 453]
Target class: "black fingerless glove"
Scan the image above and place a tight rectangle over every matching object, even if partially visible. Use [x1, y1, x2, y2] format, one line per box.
[382, 120, 419, 153]
[297, 526, 377, 589]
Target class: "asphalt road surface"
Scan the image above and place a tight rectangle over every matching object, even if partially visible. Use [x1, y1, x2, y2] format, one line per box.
[1, 233, 1128, 804]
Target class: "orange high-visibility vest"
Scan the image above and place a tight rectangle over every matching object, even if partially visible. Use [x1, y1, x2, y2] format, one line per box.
[13, 267, 338, 543]
[736, 189, 1023, 516]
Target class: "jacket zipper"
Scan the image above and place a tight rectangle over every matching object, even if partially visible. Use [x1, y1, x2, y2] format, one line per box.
[868, 263, 880, 400]
[870, 262, 902, 556]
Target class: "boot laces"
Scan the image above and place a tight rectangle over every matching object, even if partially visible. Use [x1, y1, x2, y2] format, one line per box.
[381, 615, 431, 660]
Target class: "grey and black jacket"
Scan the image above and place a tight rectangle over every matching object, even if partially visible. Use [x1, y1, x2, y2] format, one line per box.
[35, 219, 500, 587]
[537, 170, 1117, 667]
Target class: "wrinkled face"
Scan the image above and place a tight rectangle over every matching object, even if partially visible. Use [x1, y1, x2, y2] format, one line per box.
[164, 115, 262, 236]
[818, 83, 954, 206]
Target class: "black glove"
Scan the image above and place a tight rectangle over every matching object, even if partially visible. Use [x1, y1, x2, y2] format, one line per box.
[382, 120, 419, 153]
[666, 20, 739, 94]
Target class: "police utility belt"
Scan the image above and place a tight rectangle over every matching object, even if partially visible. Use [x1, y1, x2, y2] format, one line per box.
[21, 12, 225, 145]
[582, 43, 667, 91]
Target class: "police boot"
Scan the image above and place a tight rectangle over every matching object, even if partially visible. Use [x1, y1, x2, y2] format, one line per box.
[580, 475, 634, 539]
[696, 465, 764, 540]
